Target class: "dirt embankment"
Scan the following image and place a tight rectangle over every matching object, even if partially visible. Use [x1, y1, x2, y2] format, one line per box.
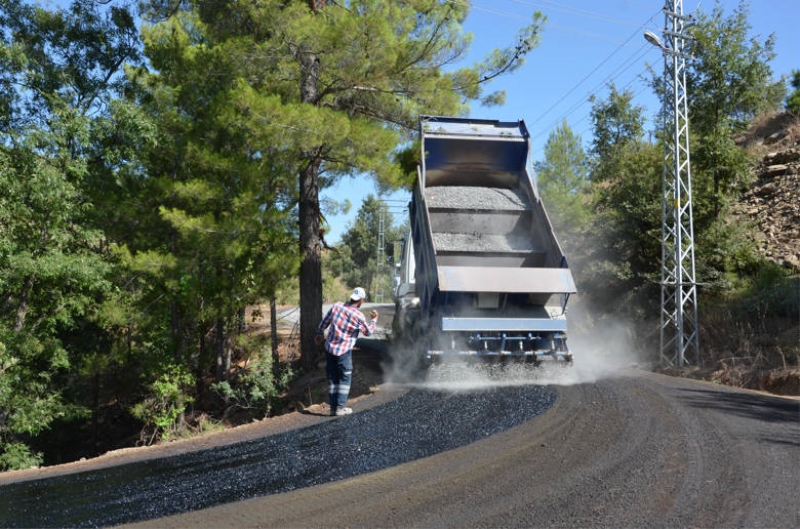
[736, 111, 800, 271]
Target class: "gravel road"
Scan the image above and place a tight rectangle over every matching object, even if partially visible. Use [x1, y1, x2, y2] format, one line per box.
[1, 367, 798, 528]
[0, 381, 556, 528]
[127, 371, 798, 529]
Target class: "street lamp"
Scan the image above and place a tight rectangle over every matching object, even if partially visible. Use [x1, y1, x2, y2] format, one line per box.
[643, 30, 664, 50]
[645, 1, 700, 367]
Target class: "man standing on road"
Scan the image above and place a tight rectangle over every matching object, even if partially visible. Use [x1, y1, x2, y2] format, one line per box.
[315, 287, 378, 417]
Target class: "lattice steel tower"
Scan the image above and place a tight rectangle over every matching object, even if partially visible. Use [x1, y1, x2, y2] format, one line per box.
[646, 0, 699, 366]
[376, 202, 386, 303]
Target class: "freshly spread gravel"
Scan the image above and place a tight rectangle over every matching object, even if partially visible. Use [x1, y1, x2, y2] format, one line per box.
[0, 385, 556, 528]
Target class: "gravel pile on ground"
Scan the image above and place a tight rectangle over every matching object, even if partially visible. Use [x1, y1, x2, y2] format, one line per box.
[425, 185, 531, 211]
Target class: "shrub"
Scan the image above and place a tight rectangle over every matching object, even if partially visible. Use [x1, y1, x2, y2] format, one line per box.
[131, 364, 194, 445]
[0, 442, 43, 472]
[212, 346, 294, 419]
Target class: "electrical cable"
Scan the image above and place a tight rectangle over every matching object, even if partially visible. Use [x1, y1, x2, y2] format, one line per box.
[447, 1, 664, 151]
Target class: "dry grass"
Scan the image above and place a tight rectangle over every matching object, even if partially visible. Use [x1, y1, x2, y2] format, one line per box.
[679, 304, 800, 395]
[736, 111, 800, 157]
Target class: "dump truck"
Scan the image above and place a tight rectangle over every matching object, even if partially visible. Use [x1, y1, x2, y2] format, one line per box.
[392, 116, 577, 366]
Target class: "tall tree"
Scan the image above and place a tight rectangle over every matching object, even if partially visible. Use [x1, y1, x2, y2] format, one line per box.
[687, 0, 785, 131]
[583, 85, 663, 318]
[534, 119, 590, 251]
[683, 0, 785, 217]
[183, 0, 546, 372]
[640, 0, 787, 290]
[588, 83, 645, 183]
[336, 195, 405, 297]
[102, 11, 300, 408]
[0, 0, 141, 469]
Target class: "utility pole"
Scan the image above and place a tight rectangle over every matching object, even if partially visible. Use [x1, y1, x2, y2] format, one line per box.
[645, 0, 700, 366]
[376, 202, 386, 303]
[375, 198, 409, 304]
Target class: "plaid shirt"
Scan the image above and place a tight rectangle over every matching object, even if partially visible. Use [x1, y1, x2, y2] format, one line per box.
[317, 301, 376, 356]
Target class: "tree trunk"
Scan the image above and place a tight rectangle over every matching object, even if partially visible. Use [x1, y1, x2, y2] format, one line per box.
[270, 297, 279, 370]
[299, 156, 323, 373]
[298, 2, 326, 373]
[215, 318, 229, 382]
[171, 299, 183, 363]
[170, 237, 185, 363]
[14, 274, 34, 332]
[91, 370, 100, 456]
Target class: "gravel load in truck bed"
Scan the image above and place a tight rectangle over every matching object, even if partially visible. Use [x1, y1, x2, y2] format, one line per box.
[433, 232, 537, 253]
[425, 185, 532, 211]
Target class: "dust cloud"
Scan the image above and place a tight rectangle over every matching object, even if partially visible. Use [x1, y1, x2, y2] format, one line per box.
[383, 309, 647, 393]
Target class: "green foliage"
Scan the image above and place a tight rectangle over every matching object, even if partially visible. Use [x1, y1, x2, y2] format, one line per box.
[2, 0, 792, 471]
[585, 143, 663, 313]
[0, 442, 43, 472]
[571, 2, 797, 372]
[131, 364, 194, 444]
[680, 0, 785, 218]
[534, 120, 591, 250]
[701, 260, 799, 371]
[649, 0, 789, 297]
[94, 7, 303, 394]
[687, 0, 785, 132]
[0, 335, 89, 469]
[336, 195, 406, 298]
[211, 348, 294, 418]
[0, 107, 110, 471]
[786, 70, 800, 114]
[0, 0, 146, 466]
[588, 83, 645, 182]
[567, 84, 665, 323]
[740, 262, 799, 319]
[691, 207, 761, 293]
[177, 0, 549, 371]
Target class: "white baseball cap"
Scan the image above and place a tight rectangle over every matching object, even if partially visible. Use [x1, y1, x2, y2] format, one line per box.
[350, 287, 366, 301]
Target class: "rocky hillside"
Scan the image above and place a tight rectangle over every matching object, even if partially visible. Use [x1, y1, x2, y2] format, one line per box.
[736, 112, 800, 271]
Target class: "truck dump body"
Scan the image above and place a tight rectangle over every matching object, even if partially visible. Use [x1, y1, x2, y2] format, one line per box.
[395, 116, 577, 361]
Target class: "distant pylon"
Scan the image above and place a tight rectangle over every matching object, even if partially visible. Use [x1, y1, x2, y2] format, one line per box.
[376, 201, 386, 303]
[656, 0, 700, 366]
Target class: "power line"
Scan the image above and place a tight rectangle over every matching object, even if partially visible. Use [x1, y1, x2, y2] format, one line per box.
[531, 43, 657, 140]
[530, 15, 658, 128]
[457, 1, 664, 149]
[447, 1, 666, 158]
[464, 0, 657, 30]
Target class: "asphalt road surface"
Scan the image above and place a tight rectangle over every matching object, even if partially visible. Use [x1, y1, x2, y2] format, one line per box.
[125, 371, 798, 529]
[1, 368, 798, 527]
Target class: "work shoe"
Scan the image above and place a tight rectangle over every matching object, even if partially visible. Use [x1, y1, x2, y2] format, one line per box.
[334, 407, 353, 416]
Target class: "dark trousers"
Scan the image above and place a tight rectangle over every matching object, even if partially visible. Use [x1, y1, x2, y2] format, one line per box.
[326, 350, 353, 410]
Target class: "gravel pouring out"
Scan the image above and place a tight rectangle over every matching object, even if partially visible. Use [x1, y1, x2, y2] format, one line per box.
[0, 384, 555, 528]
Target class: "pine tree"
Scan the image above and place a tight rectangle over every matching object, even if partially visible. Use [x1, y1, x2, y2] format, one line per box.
[104, 10, 300, 399]
[534, 120, 591, 251]
[178, 0, 546, 371]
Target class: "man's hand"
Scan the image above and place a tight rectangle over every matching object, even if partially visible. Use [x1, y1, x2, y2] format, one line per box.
[369, 310, 378, 320]
[314, 334, 324, 346]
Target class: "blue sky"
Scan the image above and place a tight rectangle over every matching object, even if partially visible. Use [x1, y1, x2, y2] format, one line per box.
[322, 0, 800, 243]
